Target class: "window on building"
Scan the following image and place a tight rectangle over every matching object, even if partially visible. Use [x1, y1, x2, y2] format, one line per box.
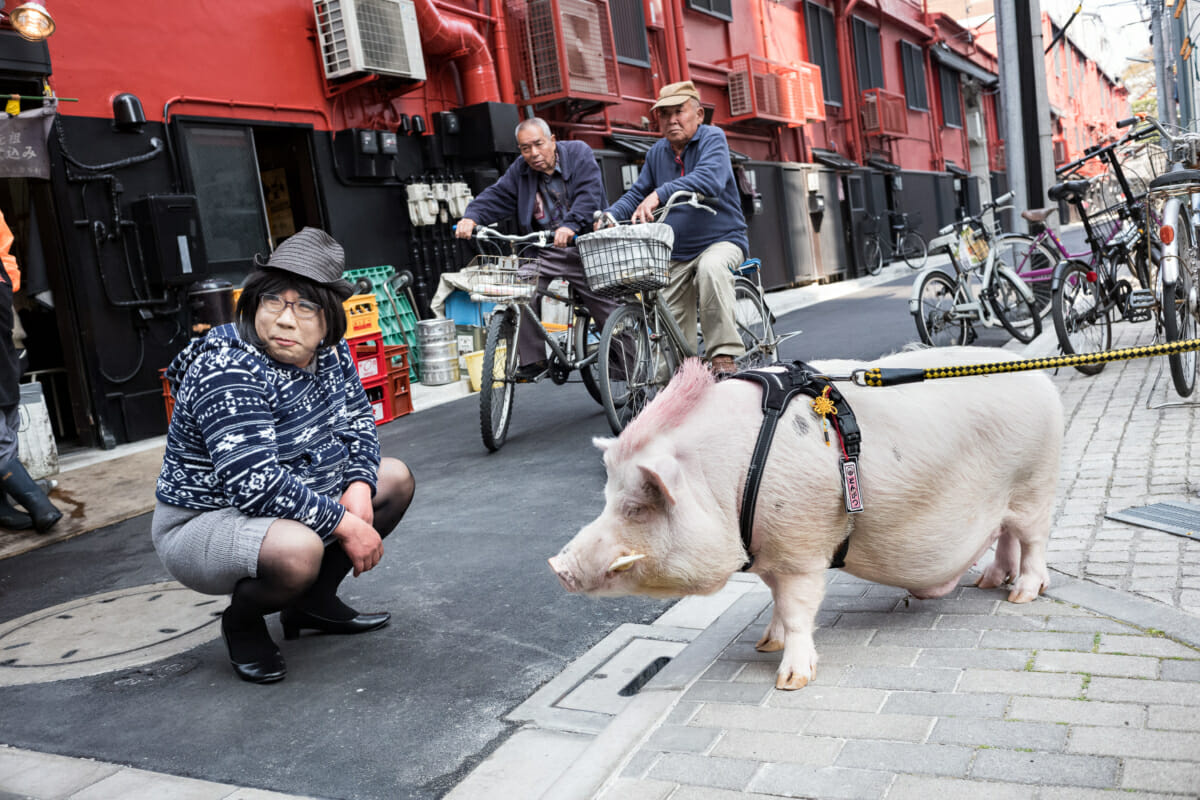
[939, 67, 962, 128]
[805, 2, 842, 105]
[609, 0, 650, 66]
[900, 41, 927, 111]
[686, 0, 732, 21]
[177, 120, 322, 278]
[851, 17, 884, 91]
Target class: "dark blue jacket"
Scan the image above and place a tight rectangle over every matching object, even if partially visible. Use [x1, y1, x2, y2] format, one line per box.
[606, 125, 749, 261]
[462, 140, 605, 235]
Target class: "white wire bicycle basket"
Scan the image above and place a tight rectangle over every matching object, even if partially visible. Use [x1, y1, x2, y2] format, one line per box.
[463, 254, 539, 304]
[576, 222, 675, 297]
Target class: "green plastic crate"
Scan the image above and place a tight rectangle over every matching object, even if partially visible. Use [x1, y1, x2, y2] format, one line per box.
[344, 266, 419, 380]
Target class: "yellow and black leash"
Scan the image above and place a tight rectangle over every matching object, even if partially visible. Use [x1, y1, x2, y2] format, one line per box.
[849, 338, 1200, 387]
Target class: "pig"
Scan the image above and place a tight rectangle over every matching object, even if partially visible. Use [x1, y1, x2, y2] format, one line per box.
[549, 347, 1062, 690]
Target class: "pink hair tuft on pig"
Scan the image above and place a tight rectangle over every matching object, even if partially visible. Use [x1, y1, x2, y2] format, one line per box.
[614, 358, 714, 462]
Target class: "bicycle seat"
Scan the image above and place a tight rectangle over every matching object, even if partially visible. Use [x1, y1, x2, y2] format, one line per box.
[1148, 168, 1200, 190]
[1047, 180, 1090, 204]
[1020, 207, 1058, 223]
[734, 258, 761, 277]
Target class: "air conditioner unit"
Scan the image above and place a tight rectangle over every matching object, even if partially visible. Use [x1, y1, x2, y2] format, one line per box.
[513, 0, 618, 103]
[561, 0, 609, 96]
[313, 0, 426, 81]
[862, 93, 880, 132]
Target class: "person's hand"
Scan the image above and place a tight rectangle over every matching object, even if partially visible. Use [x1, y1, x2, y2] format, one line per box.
[455, 218, 476, 239]
[632, 192, 661, 224]
[340, 480, 374, 527]
[553, 226, 575, 247]
[333, 512, 383, 577]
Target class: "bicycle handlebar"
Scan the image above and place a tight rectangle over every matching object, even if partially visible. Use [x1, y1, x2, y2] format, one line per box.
[454, 223, 555, 247]
[593, 190, 718, 228]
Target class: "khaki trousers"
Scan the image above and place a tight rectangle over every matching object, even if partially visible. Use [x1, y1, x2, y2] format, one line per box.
[663, 241, 745, 360]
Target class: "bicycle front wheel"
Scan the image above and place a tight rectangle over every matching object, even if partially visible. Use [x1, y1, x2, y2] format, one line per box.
[899, 231, 928, 269]
[863, 237, 884, 276]
[573, 309, 603, 405]
[598, 303, 678, 435]
[912, 271, 969, 346]
[1051, 259, 1111, 376]
[480, 309, 518, 451]
[990, 269, 1042, 344]
[733, 278, 778, 369]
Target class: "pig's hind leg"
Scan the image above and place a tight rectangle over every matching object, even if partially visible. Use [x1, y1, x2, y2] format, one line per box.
[755, 573, 785, 652]
[976, 503, 1051, 603]
[761, 570, 827, 690]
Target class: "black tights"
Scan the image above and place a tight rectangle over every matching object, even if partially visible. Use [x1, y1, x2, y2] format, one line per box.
[227, 461, 416, 628]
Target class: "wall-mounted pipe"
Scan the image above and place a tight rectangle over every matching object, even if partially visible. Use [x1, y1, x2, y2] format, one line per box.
[668, 0, 690, 81]
[412, 0, 501, 106]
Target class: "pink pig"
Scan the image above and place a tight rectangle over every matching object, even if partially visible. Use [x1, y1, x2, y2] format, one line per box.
[549, 348, 1062, 690]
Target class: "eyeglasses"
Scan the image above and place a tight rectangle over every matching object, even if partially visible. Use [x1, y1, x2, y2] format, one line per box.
[259, 293, 322, 320]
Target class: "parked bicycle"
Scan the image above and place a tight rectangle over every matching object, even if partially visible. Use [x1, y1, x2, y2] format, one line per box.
[457, 225, 603, 451]
[1136, 114, 1200, 395]
[862, 211, 928, 274]
[583, 191, 791, 434]
[1049, 115, 1165, 376]
[910, 191, 1043, 346]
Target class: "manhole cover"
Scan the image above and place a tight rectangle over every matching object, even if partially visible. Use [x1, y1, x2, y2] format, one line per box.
[0, 581, 222, 686]
[1106, 501, 1200, 539]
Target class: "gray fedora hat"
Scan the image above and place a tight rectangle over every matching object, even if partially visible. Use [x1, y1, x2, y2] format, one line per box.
[254, 227, 356, 300]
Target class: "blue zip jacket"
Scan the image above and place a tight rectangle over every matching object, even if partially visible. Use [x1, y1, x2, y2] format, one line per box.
[155, 323, 380, 540]
[605, 125, 749, 261]
[462, 140, 605, 235]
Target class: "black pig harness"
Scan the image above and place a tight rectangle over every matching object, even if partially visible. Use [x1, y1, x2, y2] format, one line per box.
[730, 362, 863, 572]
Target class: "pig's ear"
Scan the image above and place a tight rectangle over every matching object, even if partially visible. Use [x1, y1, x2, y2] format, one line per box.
[638, 457, 679, 507]
[593, 436, 615, 453]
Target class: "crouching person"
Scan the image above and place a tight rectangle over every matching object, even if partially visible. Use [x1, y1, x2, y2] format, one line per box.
[152, 228, 414, 684]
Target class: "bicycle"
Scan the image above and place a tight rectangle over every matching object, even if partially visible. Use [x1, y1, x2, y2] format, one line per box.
[457, 225, 604, 451]
[862, 211, 928, 274]
[582, 191, 790, 434]
[910, 192, 1043, 346]
[1131, 114, 1200, 395]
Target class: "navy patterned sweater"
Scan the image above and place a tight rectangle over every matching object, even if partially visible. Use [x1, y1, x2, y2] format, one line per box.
[155, 323, 381, 540]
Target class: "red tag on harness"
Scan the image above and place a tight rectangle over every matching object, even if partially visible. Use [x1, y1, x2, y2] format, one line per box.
[841, 457, 864, 513]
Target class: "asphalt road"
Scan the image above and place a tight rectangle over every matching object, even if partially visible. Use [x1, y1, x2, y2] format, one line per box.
[0, 273, 1016, 800]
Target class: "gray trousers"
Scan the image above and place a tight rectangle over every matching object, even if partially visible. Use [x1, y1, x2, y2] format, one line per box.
[663, 241, 745, 360]
[518, 245, 619, 364]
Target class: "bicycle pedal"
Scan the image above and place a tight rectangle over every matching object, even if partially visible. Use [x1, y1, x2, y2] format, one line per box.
[1128, 289, 1156, 309]
[1127, 309, 1152, 323]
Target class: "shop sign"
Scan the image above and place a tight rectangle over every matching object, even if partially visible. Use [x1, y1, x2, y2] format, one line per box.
[0, 105, 53, 180]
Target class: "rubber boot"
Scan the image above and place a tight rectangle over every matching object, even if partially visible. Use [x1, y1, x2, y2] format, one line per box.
[0, 498, 32, 530]
[0, 459, 61, 533]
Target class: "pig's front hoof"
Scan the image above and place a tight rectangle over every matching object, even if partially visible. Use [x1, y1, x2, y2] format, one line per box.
[775, 670, 812, 691]
[1007, 575, 1047, 603]
[755, 635, 784, 653]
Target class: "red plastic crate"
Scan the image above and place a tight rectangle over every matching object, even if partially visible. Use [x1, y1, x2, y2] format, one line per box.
[384, 343, 409, 376]
[348, 333, 387, 383]
[363, 379, 395, 426]
[390, 370, 413, 418]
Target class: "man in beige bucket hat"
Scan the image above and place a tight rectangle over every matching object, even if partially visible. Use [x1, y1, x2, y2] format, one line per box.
[601, 81, 748, 375]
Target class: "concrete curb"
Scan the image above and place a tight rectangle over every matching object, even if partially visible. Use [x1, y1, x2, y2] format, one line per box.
[538, 590, 773, 800]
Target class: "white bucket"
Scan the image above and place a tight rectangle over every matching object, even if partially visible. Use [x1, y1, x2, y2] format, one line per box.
[17, 381, 57, 479]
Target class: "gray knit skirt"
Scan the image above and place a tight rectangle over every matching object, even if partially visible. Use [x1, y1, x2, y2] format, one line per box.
[151, 502, 275, 595]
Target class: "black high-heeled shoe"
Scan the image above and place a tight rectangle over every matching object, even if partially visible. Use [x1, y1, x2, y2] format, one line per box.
[279, 607, 390, 640]
[221, 608, 286, 684]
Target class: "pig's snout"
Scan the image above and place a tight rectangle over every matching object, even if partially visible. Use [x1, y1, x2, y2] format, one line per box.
[548, 556, 582, 593]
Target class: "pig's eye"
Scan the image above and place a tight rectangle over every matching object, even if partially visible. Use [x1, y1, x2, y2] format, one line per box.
[621, 501, 648, 521]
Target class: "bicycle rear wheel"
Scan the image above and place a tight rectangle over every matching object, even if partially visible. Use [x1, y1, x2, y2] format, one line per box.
[573, 309, 603, 405]
[1051, 259, 1111, 376]
[863, 237, 884, 276]
[480, 309, 518, 451]
[733, 277, 778, 369]
[995, 234, 1056, 319]
[598, 303, 678, 435]
[1163, 212, 1198, 396]
[899, 231, 928, 269]
[912, 271, 969, 346]
[989, 269, 1042, 344]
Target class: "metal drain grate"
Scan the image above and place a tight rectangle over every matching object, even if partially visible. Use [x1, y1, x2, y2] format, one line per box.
[1105, 501, 1200, 539]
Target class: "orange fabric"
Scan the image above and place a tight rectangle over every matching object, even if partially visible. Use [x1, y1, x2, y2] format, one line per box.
[0, 210, 18, 292]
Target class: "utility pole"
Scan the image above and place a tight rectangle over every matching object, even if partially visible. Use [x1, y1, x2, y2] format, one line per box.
[997, 0, 1055, 225]
[1152, 0, 1177, 127]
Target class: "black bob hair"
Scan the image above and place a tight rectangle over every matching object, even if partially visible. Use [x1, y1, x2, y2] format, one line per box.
[235, 269, 348, 350]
